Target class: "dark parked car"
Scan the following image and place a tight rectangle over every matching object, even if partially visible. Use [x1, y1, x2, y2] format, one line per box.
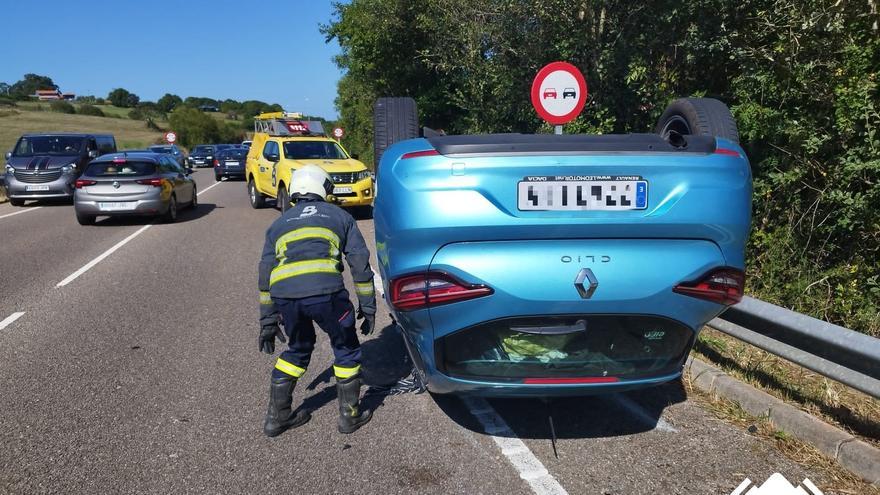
[213, 148, 247, 181]
[73, 152, 197, 225]
[148, 144, 186, 166]
[187, 145, 217, 168]
[3, 133, 116, 206]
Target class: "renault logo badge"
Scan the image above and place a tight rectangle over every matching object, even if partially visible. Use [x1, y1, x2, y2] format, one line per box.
[574, 268, 598, 299]
[112, 181, 120, 189]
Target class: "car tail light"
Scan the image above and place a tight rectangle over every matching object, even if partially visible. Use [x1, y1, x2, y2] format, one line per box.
[136, 178, 165, 187]
[714, 148, 741, 157]
[213, 159, 219, 166]
[389, 272, 493, 311]
[401, 149, 439, 160]
[74, 179, 97, 189]
[673, 267, 744, 306]
[112, 158, 127, 164]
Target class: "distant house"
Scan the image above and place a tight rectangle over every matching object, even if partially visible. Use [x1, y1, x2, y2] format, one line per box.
[199, 105, 219, 112]
[34, 89, 63, 100]
[62, 93, 76, 100]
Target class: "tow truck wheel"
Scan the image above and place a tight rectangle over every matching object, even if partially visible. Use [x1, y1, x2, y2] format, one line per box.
[249, 178, 266, 209]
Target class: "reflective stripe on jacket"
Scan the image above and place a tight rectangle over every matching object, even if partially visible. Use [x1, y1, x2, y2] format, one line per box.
[258, 199, 376, 315]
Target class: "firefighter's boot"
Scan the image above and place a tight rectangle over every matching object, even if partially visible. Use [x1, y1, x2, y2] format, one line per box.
[336, 374, 372, 434]
[263, 375, 311, 437]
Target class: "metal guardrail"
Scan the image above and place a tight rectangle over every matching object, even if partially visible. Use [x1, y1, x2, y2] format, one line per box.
[707, 296, 880, 399]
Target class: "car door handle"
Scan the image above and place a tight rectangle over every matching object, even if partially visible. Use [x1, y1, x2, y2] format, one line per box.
[510, 320, 587, 335]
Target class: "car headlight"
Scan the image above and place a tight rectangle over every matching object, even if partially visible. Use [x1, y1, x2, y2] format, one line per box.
[4, 164, 13, 174]
[356, 170, 372, 181]
[206, 155, 213, 159]
[62, 163, 77, 173]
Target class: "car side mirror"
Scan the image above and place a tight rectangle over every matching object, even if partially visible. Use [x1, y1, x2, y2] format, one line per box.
[5, 151, 11, 160]
[88, 150, 99, 158]
[265, 153, 279, 162]
[351, 153, 359, 160]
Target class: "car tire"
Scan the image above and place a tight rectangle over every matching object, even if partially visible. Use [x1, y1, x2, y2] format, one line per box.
[75, 211, 95, 226]
[373, 97, 419, 180]
[655, 98, 739, 144]
[354, 205, 373, 220]
[190, 187, 198, 210]
[9, 198, 25, 207]
[277, 184, 290, 213]
[249, 178, 266, 209]
[163, 195, 178, 223]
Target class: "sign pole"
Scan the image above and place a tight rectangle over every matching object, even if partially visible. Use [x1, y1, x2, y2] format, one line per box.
[554, 125, 563, 135]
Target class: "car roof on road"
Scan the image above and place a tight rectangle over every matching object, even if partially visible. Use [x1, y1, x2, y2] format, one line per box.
[92, 151, 163, 163]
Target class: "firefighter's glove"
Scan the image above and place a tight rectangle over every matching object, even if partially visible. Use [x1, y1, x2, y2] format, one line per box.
[357, 308, 376, 336]
[259, 323, 286, 354]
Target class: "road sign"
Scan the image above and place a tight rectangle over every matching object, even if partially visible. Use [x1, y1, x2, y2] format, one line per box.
[164, 131, 177, 144]
[530, 61, 588, 125]
[333, 127, 344, 139]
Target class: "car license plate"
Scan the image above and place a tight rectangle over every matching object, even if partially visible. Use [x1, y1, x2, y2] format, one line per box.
[99, 202, 135, 211]
[333, 186, 353, 194]
[225, 161, 240, 167]
[517, 176, 648, 211]
[194, 160, 205, 164]
[25, 185, 50, 191]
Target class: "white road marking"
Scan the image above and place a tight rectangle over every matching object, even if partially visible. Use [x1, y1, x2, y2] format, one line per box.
[56, 224, 153, 287]
[0, 206, 42, 220]
[196, 179, 225, 196]
[612, 394, 678, 433]
[0, 312, 25, 331]
[462, 396, 568, 495]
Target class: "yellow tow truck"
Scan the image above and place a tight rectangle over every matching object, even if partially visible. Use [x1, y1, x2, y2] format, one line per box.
[245, 112, 374, 212]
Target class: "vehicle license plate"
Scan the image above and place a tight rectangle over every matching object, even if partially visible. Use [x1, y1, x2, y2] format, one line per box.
[225, 161, 240, 167]
[99, 202, 135, 211]
[517, 176, 648, 211]
[194, 160, 205, 164]
[25, 185, 50, 191]
[333, 186, 353, 194]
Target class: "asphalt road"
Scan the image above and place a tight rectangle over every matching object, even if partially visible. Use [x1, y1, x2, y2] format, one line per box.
[0, 169, 824, 494]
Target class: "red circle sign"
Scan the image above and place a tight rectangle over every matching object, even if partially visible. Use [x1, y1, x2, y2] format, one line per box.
[164, 131, 177, 144]
[530, 61, 588, 125]
[333, 127, 344, 139]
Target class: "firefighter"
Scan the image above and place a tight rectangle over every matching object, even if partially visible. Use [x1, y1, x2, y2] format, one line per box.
[257, 164, 376, 437]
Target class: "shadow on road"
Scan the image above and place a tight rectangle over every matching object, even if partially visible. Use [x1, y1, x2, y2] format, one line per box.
[433, 379, 688, 440]
[91, 203, 219, 226]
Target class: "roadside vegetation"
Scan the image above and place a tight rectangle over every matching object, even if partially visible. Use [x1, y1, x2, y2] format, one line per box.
[324, 0, 880, 338]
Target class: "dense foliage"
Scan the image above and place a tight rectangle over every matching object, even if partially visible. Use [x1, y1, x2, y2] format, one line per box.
[325, 0, 880, 334]
[7, 74, 57, 100]
[167, 107, 244, 147]
[107, 88, 140, 108]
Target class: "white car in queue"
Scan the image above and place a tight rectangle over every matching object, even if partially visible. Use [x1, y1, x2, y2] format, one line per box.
[73, 152, 197, 225]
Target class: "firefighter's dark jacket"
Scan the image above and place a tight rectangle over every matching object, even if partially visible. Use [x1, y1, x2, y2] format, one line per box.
[258, 198, 376, 327]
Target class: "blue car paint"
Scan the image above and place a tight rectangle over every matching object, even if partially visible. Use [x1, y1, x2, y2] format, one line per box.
[375, 135, 752, 397]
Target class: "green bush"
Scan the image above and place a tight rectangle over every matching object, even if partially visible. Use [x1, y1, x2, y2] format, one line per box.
[77, 104, 104, 117]
[128, 108, 144, 120]
[49, 100, 75, 114]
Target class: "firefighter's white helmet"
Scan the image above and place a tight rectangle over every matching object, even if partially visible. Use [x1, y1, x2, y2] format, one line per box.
[289, 164, 333, 199]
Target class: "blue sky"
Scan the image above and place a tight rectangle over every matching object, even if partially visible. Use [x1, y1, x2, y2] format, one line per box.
[0, 0, 345, 119]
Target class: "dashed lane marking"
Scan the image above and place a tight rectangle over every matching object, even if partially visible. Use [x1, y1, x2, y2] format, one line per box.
[612, 394, 678, 433]
[462, 396, 569, 495]
[0, 312, 25, 331]
[56, 224, 153, 287]
[0, 206, 43, 220]
[197, 179, 226, 195]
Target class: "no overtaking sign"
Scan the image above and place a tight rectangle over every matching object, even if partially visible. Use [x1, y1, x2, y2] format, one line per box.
[530, 61, 588, 126]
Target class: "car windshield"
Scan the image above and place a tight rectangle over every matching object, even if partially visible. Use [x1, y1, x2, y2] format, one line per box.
[283, 141, 347, 160]
[13, 136, 83, 156]
[192, 146, 213, 154]
[86, 161, 156, 176]
[220, 150, 247, 160]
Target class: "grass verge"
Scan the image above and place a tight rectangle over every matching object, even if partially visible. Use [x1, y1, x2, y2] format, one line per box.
[694, 327, 880, 448]
[684, 375, 880, 494]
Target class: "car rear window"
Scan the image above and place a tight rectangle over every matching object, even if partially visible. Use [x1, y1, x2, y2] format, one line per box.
[219, 150, 247, 159]
[86, 161, 156, 176]
[192, 146, 213, 154]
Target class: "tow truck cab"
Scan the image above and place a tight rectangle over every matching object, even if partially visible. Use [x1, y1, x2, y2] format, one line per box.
[245, 112, 373, 211]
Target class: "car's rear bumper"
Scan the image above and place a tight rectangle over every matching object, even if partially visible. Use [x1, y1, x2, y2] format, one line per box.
[75, 199, 167, 216]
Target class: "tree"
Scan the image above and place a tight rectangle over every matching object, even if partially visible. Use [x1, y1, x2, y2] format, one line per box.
[0, 82, 10, 95]
[107, 88, 140, 108]
[157, 93, 182, 113]
[9, 73, 57, 100]
[167, 107, 223, 147]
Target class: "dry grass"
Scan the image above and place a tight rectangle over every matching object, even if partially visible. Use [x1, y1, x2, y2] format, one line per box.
[0, 108, 165, 152]
[684, 374, 880, 494]
[694, 327, 880, 448]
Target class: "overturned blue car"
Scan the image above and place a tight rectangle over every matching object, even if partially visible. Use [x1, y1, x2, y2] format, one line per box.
[372, 97, 751, 397]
